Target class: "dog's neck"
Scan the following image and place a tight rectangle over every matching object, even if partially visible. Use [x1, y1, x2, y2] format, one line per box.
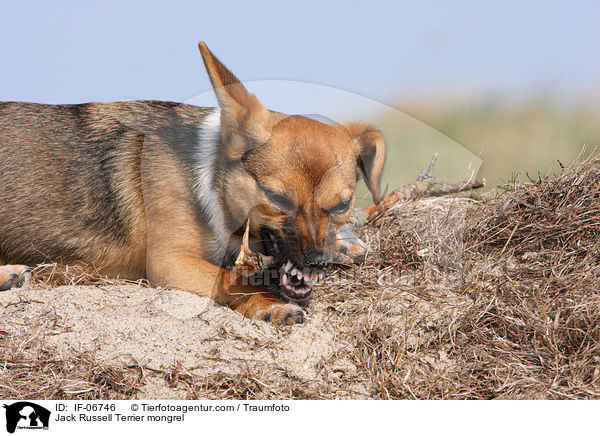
[193, 108, 230, 264]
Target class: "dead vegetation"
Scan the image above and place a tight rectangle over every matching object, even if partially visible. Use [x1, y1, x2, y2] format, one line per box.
[347, 153, 600, 399]
[0, 330, 141, 399]
[29, 262, 149, 288]
[456, 153, 600, 399]
[1, 154, 599, 399]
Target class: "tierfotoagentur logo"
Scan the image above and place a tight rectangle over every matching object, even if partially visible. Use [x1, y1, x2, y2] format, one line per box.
[3, 402, 50, 434]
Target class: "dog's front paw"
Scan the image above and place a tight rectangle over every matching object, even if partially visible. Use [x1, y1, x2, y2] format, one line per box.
[256, 303, 306, 325]
[0, 265, 32, 291]
[234, 293, 307, 325]
[264, 303, 306, 325]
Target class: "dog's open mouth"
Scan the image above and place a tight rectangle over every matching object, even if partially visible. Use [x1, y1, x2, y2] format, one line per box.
[277, 261, 323, 304]
[258, 228, 324, 304]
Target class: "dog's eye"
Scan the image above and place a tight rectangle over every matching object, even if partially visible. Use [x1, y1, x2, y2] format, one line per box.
[329, 199, 351, 215]
[261, 187, 295, 211]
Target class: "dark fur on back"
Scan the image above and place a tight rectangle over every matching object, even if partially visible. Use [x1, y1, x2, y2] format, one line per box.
[0, 101, 211, 274]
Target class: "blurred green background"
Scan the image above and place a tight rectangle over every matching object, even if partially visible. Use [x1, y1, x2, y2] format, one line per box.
[361, 96, 600, 203]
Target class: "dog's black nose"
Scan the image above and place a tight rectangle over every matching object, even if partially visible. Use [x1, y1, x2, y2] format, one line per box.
[303, 250, 332, 267]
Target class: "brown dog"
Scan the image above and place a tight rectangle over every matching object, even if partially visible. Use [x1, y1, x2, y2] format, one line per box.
[0, 42, 385, 324]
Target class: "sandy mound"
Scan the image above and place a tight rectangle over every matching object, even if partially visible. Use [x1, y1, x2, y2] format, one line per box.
[0, 283, 367, 398]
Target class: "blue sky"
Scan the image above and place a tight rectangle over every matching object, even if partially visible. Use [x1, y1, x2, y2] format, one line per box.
[1, 0, 599, 106]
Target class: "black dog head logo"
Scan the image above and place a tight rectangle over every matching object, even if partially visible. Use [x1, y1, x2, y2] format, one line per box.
[3, 402, 50, 434]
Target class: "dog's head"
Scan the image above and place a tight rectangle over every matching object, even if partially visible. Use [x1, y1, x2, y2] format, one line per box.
[199, 42, 385, 304]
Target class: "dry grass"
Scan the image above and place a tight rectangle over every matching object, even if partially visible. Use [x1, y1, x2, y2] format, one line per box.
[0, 330, 142, 399]
[2, 154, 599, 399]
[345, 152, 600, 399]
[29, 262, 149, 288]
[456, 153, 600, 399]
[156, 365, 329, 400]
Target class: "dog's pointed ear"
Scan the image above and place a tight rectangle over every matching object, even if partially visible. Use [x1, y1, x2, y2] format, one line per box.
[198, 42, 271, 142]
[344, 122, 386, 204]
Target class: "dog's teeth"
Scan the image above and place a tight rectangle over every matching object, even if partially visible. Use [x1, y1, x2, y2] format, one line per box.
[285, 261, 293, 272]
[303, 273, 313, 285]
[282, 273, 289, 286]
[297, 270, 303, 280]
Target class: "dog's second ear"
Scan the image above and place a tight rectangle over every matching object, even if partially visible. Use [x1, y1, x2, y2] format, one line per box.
[198, 42, 272, 146]
[343, 122, 386, 204]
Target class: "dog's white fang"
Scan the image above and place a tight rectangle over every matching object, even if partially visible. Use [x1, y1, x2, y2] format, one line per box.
[193, 108, 228, 263]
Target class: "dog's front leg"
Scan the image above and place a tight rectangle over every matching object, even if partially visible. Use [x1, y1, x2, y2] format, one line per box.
[139, 143, 304, 324]
[146, 254, 305, 324]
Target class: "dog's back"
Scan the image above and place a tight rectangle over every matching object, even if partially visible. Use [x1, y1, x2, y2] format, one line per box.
[0, 101, 210, 278]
